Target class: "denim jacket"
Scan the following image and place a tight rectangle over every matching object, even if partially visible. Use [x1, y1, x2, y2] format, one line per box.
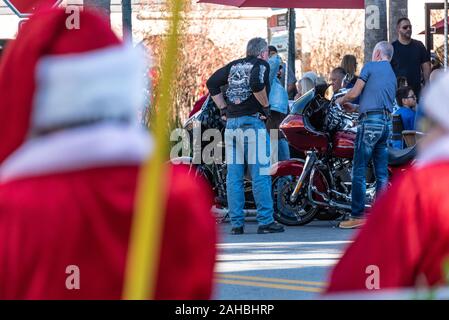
[268, 55, 289, 115]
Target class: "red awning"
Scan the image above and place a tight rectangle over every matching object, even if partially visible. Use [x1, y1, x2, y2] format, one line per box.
[419, 19, 448, 35]
[198, 0, 364, 9]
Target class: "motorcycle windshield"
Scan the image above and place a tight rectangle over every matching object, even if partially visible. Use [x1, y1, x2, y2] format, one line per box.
[290, 89, 315, 115]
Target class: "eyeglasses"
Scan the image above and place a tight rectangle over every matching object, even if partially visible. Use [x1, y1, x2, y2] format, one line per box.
[406, 95, 416, 100]
[402, 25, 412, 30]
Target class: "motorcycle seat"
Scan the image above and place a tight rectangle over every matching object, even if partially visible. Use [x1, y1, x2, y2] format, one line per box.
[388, 145, 417, 167]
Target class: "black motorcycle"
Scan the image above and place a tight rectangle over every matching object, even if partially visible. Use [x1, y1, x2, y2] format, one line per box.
[172, 96, 289, 223]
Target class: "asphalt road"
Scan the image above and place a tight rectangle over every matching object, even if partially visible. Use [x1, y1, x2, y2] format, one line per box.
[213, 220, 356, 300]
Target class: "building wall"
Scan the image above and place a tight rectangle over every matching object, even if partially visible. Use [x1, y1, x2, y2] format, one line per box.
[408, 0, 445, 45]
[129, 3, 271, 58]
[295, 8, 364, 77]
[1, 1, 445, 72]
[1, 1, 445, 41]
[0, 1, 270, 57]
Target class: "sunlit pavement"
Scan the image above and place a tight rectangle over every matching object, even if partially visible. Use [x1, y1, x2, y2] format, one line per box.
[213, 220, 356, 300]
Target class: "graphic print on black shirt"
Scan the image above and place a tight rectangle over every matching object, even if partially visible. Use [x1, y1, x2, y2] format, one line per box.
[226, 62, 267, 107]
[206, 56, 270, 118]
[258, 64, 267, 85]
[226, 62, 254, 105]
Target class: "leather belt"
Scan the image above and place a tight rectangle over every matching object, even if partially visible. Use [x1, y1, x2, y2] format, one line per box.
[359, 109, 391, 119]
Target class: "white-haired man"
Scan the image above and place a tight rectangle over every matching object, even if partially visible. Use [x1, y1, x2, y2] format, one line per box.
[326, 70, 449, 293]
[336, 41, 397, 229]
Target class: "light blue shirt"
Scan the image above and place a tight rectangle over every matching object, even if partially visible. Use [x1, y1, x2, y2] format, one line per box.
[268, 55, 289, 115]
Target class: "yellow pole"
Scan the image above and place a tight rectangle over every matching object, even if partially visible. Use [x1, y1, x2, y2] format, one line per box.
[122, 0, 185, 300]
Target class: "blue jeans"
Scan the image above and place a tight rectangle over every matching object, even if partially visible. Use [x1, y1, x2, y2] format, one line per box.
[351, 113, 390, 218]
[225, 115, 274, 228]
[270, 137, 291, 163]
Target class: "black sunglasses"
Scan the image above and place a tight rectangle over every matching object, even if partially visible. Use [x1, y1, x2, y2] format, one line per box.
[402, 25, 412, 30]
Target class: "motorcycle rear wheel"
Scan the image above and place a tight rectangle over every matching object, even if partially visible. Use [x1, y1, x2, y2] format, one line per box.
[273, 176, 319, 226]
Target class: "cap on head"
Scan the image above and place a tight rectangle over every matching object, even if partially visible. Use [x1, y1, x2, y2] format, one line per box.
[268, 45, 277, 54]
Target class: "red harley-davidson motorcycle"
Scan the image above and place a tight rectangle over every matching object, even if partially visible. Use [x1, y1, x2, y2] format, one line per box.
[270, 86, 416, 226]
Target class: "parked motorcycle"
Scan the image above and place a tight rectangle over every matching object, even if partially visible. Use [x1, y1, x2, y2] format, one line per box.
[175, 95, 314, 224]
[270, 86, 416, 226]
[173, 96, 259, 222]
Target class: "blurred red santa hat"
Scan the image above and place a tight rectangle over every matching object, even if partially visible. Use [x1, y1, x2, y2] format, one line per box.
[0, 4, 147, 164]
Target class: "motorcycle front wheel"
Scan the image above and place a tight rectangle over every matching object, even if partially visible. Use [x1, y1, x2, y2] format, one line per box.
[272, 176, 319, 226]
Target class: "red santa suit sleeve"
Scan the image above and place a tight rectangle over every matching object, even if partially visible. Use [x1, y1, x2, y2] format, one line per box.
[326, 163, 449, 294]
[0, 164, 216, 300]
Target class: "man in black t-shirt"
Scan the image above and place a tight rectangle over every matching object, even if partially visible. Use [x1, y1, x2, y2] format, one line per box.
[206, 37, 284, 235]
[390, 18, 431, 100]
[207, 39, 272, 119]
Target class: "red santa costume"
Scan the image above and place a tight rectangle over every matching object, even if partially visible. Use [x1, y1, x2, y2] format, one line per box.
[0, 7, 216, 299]
[325, 71, 449, 294]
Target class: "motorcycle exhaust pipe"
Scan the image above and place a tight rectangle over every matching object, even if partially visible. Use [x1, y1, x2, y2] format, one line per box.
[290, 151, 317, 203]
[309, 186, 373, 211]
[307, 187, 352, 210]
